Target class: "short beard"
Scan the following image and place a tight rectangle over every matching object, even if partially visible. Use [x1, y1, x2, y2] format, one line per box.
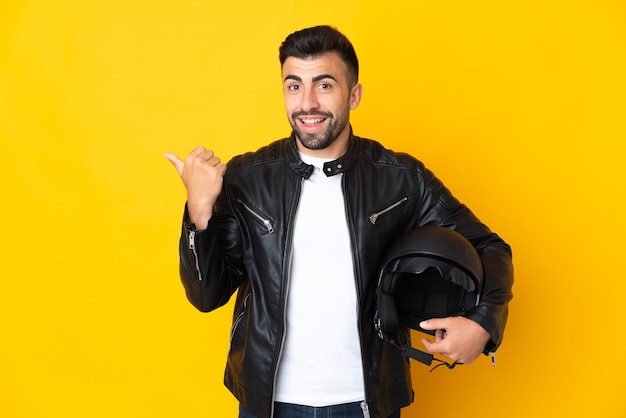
[290, 107, 349, 151]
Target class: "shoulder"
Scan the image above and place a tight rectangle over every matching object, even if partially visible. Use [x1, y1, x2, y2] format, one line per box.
[353, 136, 425, 171]
[226, 137, 291, 173]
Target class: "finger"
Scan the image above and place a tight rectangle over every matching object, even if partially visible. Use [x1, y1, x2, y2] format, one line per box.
[207, 156, 223, 167]
[421, 337, 446, 356]
[187, 147, 225, 169]
[189, 146, 217, 161]
[189, 145, 208, 156]
[164, 152, 184, 176]
[419, 319, 446, 331]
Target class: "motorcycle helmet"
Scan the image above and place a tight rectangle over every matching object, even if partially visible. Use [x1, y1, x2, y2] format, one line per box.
[374, 226, 484, 368]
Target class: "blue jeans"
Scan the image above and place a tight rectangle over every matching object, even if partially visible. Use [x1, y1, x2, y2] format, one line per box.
[238, 402, 401, 418]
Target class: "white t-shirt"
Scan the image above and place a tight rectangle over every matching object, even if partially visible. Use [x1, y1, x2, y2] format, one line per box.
[274, 153, 365, 406]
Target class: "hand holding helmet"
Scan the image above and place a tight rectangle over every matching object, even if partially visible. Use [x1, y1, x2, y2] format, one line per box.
[374, 226, 490, 370]
[419, 316, 490, 365]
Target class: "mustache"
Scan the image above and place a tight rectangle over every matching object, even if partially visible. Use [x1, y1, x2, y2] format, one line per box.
[292, 111, 333, 119]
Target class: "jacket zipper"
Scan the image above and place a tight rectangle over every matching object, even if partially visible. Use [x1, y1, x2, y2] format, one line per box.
[187, 228, 203, 281]
[342, 174, 371, 414]
[269, 177, 303, 418]
[368, 197, 409, 225]
[238, 199, 275, 233]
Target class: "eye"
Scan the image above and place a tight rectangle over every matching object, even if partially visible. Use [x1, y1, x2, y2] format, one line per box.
[318, 82, 332, 90]
[287, 84, 300, 91]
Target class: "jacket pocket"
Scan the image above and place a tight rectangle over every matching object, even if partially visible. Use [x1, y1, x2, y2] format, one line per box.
[236, 199, 275, 233]
[369, 196, 409, 225]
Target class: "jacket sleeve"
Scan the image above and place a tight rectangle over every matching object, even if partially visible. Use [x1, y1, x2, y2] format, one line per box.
[416, 164, 514, 354]
[177, 190, 246, 313]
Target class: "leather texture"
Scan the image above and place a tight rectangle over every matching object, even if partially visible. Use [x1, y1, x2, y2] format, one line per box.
[177, 130, 514, 418]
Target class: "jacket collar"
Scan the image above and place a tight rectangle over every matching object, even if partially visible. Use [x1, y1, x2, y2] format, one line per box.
[285, 127, 359, 179]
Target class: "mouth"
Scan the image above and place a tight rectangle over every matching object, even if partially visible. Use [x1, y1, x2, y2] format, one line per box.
[294, 113, 331, 132]
[299, 117, 326, 125]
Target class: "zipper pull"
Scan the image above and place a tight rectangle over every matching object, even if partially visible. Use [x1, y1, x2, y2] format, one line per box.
[360, 401, 370, 418]
[189, 229, 196, 250]
[490, 351, 497, 367]
[238, 199, 275, 233]
[262, 219, 275, 234]
[368, 196, 409, 225]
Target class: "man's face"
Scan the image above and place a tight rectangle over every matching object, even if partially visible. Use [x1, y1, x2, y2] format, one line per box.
[281, 52, 362, 158]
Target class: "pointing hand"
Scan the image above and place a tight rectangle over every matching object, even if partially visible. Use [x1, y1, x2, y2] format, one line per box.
[165, 146, 227, 228]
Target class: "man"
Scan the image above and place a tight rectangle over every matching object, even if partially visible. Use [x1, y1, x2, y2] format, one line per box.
[165, 25, 513, 418]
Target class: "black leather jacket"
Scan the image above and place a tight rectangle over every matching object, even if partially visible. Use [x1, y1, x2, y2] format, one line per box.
[177, 131, 514, 418]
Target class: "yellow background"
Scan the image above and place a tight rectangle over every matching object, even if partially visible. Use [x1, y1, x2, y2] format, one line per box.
[1, 1, 625, 417]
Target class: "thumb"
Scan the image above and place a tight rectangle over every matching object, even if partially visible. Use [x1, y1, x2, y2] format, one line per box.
[419, 319, 444, 331]
[164, 152, 184, 176]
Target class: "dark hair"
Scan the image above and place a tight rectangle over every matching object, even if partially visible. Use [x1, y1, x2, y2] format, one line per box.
[279, 25, 359, 85]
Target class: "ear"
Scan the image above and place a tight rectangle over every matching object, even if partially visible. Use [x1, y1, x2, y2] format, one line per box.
[349, 82, 363, 110]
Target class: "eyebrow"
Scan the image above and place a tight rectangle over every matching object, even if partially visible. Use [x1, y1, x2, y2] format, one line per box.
[283, 73, 338, 83]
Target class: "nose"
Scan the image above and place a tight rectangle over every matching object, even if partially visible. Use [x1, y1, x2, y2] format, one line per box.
[299, 87, 319, 112]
